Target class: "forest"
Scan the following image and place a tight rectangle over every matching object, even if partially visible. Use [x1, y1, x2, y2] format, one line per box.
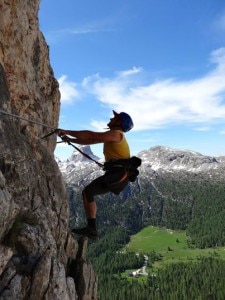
[96, 257, 225, 300]
[68, 176, 225, 299]
[87, 227, 225, 300]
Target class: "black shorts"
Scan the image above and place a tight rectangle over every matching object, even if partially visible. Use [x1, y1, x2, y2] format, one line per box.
[84, 169, 129, 202]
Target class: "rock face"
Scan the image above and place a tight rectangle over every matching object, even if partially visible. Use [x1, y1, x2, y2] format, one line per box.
[0, 1, 97, 299]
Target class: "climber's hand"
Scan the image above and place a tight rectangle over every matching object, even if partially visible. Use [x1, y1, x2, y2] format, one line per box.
[61, 135, 71, 143]
[56, 128, 67, 137]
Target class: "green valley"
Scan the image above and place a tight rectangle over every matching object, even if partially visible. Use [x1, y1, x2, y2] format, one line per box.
[126, 226, 225, 267]
[88, 226, 225, 299]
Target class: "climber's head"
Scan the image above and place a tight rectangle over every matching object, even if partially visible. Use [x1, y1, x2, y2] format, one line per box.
[108, 110, 134, 132]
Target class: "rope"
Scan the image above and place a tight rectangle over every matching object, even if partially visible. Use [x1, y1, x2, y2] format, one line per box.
[0, 108, 103, 167]
[0, 109, 56, 130]
[59, 139, 104, 168]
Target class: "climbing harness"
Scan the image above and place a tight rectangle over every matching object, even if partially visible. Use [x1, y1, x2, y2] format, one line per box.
[104, 156, 142, 182]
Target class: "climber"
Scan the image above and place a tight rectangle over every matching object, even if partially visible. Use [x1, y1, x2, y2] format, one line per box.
[57, 110, 134, 240]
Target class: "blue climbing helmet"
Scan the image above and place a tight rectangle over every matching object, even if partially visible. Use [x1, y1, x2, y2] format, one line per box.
[119, 112, 134, 132]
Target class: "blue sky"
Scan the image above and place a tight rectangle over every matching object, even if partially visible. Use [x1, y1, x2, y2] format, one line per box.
[39, 0, 225, 161]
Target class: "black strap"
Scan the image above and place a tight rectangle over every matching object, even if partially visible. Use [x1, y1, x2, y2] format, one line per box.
[103, 156, 142, 182]
[67, 141, 104, 168]
[58, 138, 104, 168]
[42, 129, 104, 168]
[104, 156, 141, 170]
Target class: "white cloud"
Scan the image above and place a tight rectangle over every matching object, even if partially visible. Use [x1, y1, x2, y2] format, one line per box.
[117, 66, 142, 77]
[58, 75, 79, 104]
[45, 16, 118, 43]
[91, 120, 107, 131]
[82, 48, 225, 131]
[195, 126, 211, 132]
[56, 26, 107, 36]
[214, 11, 225, 32]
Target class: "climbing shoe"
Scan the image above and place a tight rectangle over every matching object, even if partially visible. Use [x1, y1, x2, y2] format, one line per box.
[72, 226, 98, 240]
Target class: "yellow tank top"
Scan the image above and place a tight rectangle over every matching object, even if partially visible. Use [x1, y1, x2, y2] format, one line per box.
[103, 130, 130, 162]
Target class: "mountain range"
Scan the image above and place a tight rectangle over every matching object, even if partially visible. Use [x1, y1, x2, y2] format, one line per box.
[57, 145, 225, 247]
[57, 145, 225, 184]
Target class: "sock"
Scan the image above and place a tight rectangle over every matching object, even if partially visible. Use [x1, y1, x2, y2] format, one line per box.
[87, 218, 96, 230]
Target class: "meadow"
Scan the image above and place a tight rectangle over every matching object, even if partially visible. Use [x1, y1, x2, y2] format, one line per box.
[125, 226, 225, 267]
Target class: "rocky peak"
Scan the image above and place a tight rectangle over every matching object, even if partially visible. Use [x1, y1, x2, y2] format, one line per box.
[0, 1, 97, 299]
[69, 146, 100, 164]
[139, 146, 221, 172]
[57, 145, 225, 190]
[57, 146, 103, 186]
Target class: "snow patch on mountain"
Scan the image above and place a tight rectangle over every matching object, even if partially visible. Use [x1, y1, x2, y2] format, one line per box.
[139, 146, 221, 173]
[56, 145, 104, 184]
[56, 145, 225, 185]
